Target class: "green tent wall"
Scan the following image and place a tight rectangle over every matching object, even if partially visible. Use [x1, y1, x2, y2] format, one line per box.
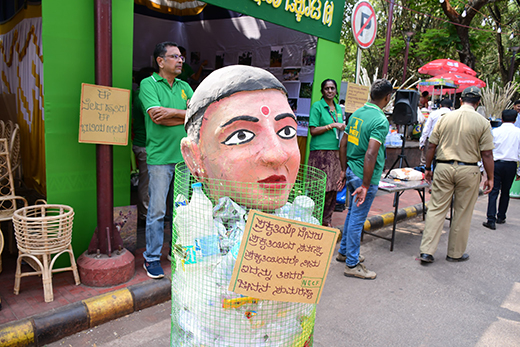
[41, 0, 345, 259]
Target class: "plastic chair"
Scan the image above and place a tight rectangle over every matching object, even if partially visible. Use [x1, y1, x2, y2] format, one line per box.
[13, 204, 80, 302]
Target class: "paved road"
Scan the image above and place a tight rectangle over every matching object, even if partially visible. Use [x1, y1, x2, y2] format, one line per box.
[50, 196, 520, 346]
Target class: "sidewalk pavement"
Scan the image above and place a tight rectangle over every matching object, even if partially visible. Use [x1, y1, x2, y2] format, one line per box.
[0, 187, 428, 346]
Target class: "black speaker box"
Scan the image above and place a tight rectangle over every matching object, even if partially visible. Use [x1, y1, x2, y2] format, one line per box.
[392, 90, 419, 125]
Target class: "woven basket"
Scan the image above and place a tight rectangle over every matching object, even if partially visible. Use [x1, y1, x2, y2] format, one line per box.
[13, 204, 75, 255]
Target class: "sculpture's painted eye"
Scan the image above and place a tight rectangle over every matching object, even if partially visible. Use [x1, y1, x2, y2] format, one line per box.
[277, 126, 297, 139]
[222, 130, 255, 145]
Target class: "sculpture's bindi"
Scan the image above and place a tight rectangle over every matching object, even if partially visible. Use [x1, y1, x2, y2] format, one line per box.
[260, 105, 270, 117]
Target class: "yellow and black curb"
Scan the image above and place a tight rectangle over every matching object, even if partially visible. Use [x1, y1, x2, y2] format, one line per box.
[336, 203, 427, 242]
[363, 203, 426, 232]
[0, 277, 171, 347]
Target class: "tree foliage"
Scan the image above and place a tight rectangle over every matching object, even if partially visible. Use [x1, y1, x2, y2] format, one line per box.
[341, 0, 520, 88]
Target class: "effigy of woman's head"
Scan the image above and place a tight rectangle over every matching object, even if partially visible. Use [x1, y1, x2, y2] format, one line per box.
[181, 65, 301, 210]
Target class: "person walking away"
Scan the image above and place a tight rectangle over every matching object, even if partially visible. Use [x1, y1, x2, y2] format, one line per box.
[308, 79, 345, 227]
[483, 109, 520, 229]
[419, 98, 452, 168]
[336, 79, 394, 280]
[139, 42, 194, 278]
[419, 86, 494, 264]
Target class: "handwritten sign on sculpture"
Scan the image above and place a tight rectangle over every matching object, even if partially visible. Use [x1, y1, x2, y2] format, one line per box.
[79, 83, 130, 145]
[344, 83, 370, 114]
[228, 210, 338, 304]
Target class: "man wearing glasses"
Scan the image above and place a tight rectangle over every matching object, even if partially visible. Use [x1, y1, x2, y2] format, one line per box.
[139, 42, 193, 278]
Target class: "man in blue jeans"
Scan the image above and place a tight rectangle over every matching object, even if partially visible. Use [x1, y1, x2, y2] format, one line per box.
[139, 42, 194, 278]
[337, 79, 393, 279]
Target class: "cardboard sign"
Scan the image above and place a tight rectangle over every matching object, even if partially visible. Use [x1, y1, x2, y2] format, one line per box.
[79, 83, 130, 145]
[228, 210, 338, 304]
[344, 83, 370, 114]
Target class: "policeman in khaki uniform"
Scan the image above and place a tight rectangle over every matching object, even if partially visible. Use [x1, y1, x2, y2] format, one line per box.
[419, 86, 494, 264]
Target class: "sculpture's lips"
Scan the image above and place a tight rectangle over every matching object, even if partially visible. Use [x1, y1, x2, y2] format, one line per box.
[258, 175, 287, 190]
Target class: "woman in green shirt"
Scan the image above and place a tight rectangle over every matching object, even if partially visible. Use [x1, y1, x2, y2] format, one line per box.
[308, 79, 346, 226]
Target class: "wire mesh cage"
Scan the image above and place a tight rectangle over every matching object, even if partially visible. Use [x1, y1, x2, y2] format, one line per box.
[171, 163, 326, 346]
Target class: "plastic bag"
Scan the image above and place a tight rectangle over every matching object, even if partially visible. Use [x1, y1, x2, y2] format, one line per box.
[388, 168, 424, 181]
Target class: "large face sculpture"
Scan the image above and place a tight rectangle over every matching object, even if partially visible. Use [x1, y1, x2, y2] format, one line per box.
[181, 67, 301, 210]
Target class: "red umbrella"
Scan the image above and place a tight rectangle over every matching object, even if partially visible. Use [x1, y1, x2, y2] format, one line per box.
[419, 72, 485, 95]
[418, 59, 477, 77]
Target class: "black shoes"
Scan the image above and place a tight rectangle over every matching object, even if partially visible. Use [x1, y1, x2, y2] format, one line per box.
[420, 253, 434, 263]
[446, 253, 469, 262]
[496, 219, 506, 224]
[482, 221, 496, 230]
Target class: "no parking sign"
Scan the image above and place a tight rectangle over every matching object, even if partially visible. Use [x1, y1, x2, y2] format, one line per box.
[351, 1, 377, 49]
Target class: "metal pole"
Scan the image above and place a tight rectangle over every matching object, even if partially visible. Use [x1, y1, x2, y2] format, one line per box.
[93, 0, 114, 255]
[382, 0, 395, 78]
[355, 47, 362, 84]
[402, 32, 414, 85]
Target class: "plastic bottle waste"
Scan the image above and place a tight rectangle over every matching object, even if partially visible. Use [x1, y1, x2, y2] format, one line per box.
[190, 183, 214, 237]
[385, 132, 392, 147]
[190, 182, 219, 264]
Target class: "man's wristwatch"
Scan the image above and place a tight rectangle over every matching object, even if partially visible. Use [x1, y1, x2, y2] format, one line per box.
[425, 168, 432, 171]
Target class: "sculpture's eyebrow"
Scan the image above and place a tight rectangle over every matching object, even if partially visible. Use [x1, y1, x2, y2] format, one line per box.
[274, 113, 297, 121]
[220, 115, 259, 128]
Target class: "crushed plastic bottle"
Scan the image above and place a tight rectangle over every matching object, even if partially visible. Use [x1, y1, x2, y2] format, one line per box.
[190, 183, 214, 237]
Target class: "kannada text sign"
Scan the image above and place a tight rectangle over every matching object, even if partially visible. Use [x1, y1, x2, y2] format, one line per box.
[229, 210, 338, 304]
[344, 83, 370, 114]
[79, 83, 130, 145]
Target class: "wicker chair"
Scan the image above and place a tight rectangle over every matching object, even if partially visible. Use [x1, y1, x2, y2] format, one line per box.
[4, 120, 13, 146]
[13, 204, 80, 302]
[0, 138, 27, 253]
[0, 228, 3, 273]
[9, 123, 21, 181]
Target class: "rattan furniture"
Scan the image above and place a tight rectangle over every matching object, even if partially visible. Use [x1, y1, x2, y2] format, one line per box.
[13, 204, 80, 302]
[0, 228, 3, 273]
[0, 138, 27, 253]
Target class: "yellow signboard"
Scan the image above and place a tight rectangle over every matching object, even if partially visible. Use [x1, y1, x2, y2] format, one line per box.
[344, 83, 370, 114]
[228, 210, 338, 304]
[79, 83, 130, 145]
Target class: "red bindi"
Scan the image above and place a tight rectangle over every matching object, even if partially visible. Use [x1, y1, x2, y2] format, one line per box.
[260, 105, 270, 117]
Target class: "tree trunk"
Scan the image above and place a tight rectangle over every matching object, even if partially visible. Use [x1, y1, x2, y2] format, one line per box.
[441, 0, 493, 69]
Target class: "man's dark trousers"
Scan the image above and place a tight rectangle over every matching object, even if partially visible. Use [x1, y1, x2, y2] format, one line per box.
[487, 160, 517, 222]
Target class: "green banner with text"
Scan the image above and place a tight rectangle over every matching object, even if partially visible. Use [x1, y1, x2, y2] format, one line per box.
[205, 0, 345, 43]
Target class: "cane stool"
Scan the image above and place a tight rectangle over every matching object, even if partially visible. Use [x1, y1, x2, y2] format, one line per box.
[13, 204, 80, 302]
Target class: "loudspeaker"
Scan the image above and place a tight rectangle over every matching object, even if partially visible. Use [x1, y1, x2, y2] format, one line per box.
[392, 90, 419, 125]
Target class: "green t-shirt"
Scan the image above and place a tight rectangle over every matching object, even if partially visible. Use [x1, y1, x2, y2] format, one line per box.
[139, 72, 194, 165]
[309, 98, 343, 151]
[345, 102, 389, 186]
[132, 89, 146, 148]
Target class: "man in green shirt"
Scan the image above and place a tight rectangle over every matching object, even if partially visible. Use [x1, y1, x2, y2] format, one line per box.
[337, 79, 393, 280]
[139, 42, 194, 279]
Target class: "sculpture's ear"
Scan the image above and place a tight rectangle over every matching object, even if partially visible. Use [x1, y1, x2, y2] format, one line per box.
[181, 138, 207, 180]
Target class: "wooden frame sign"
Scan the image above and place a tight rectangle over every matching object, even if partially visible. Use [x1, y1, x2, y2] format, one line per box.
[79, 83, 130, 145]
[344, 83, 370, 114]
[229, 210, 338, 304]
